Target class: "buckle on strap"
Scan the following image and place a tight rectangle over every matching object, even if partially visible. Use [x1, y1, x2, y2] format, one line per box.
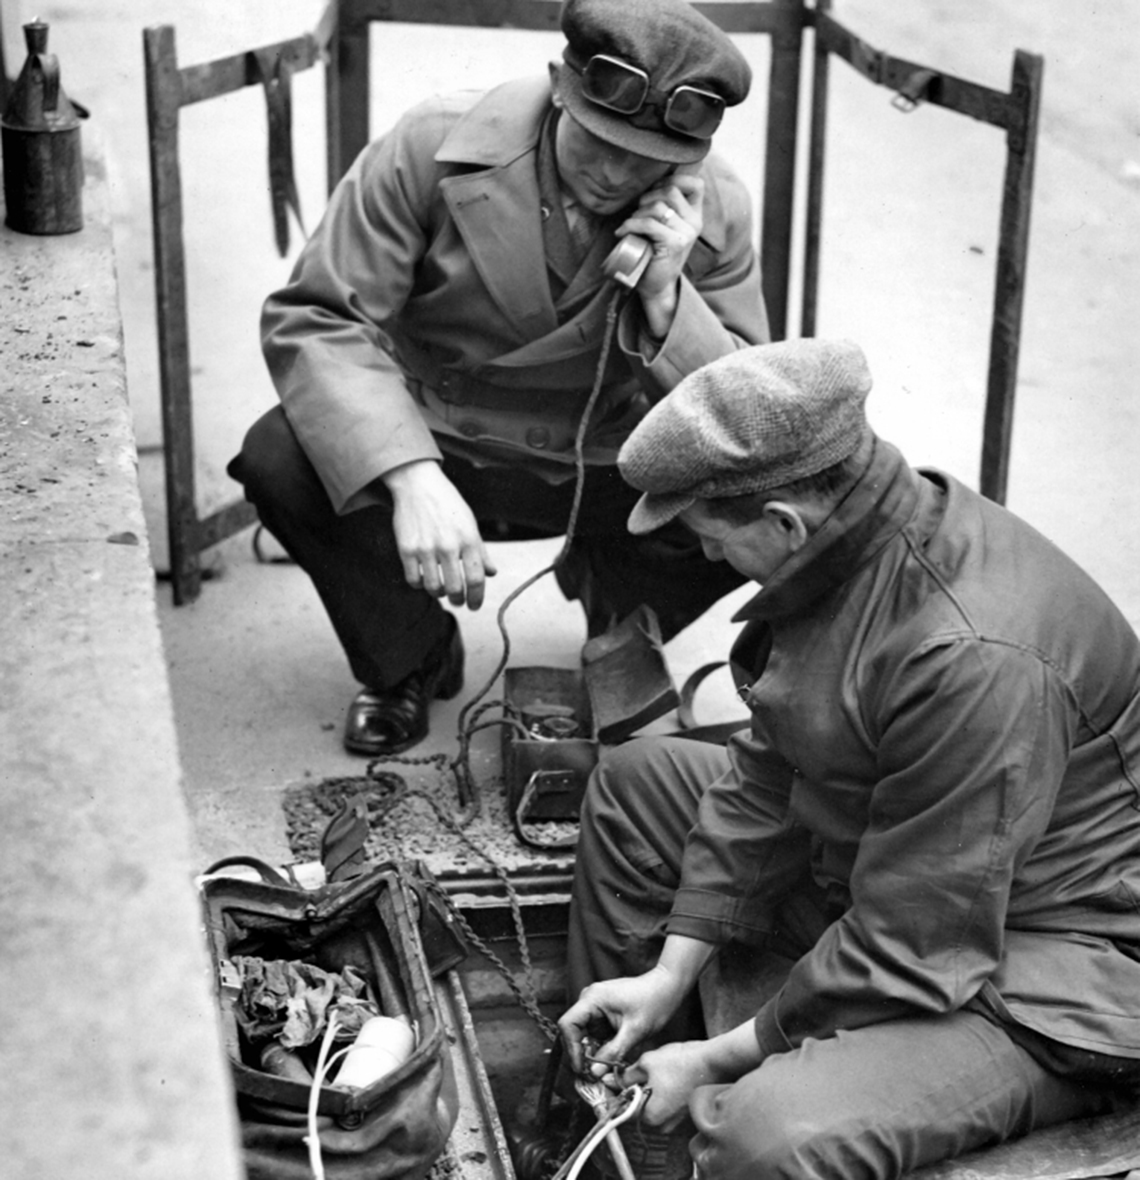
[891, 68, 940, 113]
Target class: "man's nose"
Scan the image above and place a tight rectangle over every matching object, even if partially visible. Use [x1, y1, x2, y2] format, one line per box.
[597, 149, 644, 188]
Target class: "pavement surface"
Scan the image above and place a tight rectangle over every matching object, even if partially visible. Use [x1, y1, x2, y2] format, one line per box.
[14, 0, 1138, 872]
[1, 146, 244, 1180]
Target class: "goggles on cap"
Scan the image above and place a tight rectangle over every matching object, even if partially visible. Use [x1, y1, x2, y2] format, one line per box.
[574, 53, 726, 141]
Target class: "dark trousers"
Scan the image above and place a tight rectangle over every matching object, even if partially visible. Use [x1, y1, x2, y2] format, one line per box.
[569, 737, 1123, 1180]
[227, 407, 746, 689]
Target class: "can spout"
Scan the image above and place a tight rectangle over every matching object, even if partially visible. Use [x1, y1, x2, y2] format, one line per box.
[2, 21, 81, 131]
[24, 21, 50, 56]
[1, 20, 84, 234]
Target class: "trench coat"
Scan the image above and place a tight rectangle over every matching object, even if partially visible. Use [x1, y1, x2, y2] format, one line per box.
[261, 76, 768, 514]
[668, 437, 1140, 1059]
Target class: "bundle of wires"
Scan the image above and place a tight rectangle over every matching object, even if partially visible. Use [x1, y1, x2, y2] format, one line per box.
[551, 1080, 648, 1180]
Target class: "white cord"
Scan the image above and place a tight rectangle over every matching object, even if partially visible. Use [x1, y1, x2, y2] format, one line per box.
[565, 1085, 647, 1180]
[305, 1013, 350, 1180]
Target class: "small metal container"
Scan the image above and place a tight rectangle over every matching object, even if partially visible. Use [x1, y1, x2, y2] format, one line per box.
[503, 606, 679, 832]
[2, 21, 84, 235]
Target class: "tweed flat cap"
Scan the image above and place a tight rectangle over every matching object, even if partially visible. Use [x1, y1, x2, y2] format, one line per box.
[620, 339, 873, 534]
[558, 0, 751, 163]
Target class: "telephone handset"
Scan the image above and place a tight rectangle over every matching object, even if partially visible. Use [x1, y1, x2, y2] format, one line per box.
[601, 162, 699, 289]
[603, 235, 654, 289]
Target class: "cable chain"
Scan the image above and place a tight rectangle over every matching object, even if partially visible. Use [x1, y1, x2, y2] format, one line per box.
[359, 771, 560, 1045]
[422, 873, 561, 1044]
[342, 292, 627, 1055]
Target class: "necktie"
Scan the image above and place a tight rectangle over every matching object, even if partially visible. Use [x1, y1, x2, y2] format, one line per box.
[564, 199, 598, 264]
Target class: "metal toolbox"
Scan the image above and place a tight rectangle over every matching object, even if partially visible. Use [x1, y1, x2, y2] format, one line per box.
[502, 606, 679, 841]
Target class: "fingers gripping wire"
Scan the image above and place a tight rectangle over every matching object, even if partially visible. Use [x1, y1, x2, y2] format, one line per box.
[551, 1081, 648, 1180]
[583, 1043, 630, 1080]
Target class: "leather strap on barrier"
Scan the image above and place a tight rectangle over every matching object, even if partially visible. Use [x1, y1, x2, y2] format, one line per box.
[254, 47, 306, 257]
[815, 11, 1014, 130]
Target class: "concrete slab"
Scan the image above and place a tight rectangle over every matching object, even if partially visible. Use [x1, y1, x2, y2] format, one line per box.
[0, 139, 242, 1180]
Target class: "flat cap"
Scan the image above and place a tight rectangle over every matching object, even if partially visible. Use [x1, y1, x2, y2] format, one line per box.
[620, 339, 873, 534]
[558, 0, 751, 163]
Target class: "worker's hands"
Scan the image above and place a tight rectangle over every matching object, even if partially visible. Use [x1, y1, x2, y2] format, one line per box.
[559, 963, 690, 1077]
[623, 1040, 722, 1128]
[619, 169, 705, 339]
[383, 459, 497, 609]
[627, 1018, 768, 1127]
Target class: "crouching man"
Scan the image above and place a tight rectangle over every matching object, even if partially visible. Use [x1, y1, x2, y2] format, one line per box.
[559, 339, 1140, 1179]
[227, 0, 765, 759]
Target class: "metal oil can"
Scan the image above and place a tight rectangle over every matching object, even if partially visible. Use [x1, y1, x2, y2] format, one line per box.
[2, 21, 83, 235]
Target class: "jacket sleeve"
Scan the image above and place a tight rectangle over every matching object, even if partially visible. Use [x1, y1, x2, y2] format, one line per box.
[667, 729, 810, 946]
[617, 152, 770, 395]
[261, 101, 451, 512]
[749, 639, 1076, 1058]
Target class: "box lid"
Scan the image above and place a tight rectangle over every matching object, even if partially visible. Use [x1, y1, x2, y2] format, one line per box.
[581, 605, 679, 744]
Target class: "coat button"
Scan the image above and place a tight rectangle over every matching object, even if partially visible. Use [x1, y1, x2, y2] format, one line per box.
[526, 426, 551, 450]
[458, 419, 481, 439]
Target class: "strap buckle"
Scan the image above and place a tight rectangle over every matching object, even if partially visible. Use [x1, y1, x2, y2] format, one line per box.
[891, 68, 940, 112]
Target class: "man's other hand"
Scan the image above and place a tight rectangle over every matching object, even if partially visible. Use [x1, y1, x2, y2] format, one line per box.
[625, 1039, 718, 1128]
[383, 459, 498, 609]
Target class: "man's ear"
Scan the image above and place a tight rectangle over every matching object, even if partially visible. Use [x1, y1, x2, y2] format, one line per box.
[762, 501, 811, 554]
[548, 62, 565, 108]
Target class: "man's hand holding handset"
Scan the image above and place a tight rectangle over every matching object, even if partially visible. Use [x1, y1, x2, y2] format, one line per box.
[604, 163, 705, 343]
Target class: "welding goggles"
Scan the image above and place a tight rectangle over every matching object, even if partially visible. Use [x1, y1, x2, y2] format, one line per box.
[575, 53, 726, 140]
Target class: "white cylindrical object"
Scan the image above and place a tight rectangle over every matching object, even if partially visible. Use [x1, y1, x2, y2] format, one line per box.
[334, 1016, 415, 1090]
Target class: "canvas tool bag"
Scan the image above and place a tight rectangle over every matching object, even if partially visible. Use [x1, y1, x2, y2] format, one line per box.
[200, 860, 461, 1179]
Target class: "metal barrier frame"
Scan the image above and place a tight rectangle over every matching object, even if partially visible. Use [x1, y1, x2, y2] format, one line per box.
[801, 0, 1043, 503]
[145, 0, 805, 604]
[143, 25, 323, 603]
[145, 0, 1040, 604]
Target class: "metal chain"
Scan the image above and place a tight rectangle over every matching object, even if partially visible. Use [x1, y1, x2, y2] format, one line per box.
[343, 290, 628, 1049]
[362, 775, 560, 1044]
[421, 872, 560, 1044]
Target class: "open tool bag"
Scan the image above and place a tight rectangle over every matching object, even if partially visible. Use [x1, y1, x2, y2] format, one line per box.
[200, 861, 462, 1180]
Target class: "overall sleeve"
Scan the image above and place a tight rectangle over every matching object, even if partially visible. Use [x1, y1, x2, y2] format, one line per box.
[618, 154, 769, 395]
[667, 729, 811, 946]
[261, 101, 450, 512]
[750, 639, 1076, 1058]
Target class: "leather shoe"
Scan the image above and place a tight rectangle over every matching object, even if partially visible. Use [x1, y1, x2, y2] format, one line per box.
[343, 617, 465, 756]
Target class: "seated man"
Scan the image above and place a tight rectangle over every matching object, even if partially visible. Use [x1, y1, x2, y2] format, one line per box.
[227, 0, 768, 757]
[559, 340, 1140, 1180]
